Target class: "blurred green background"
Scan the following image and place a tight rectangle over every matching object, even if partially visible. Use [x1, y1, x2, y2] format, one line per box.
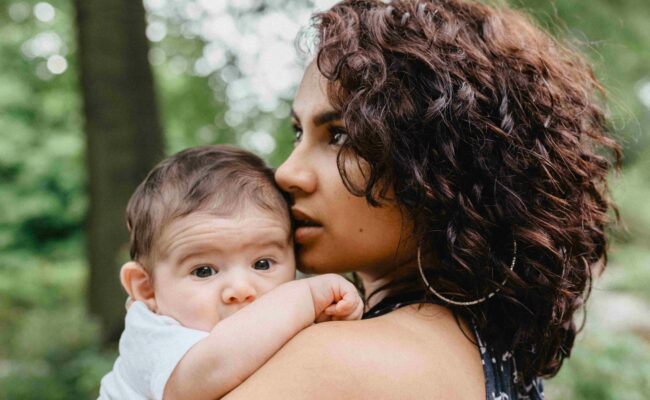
[0, 0, 648, 399]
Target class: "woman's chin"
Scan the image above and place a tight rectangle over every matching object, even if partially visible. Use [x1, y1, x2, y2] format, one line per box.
[296, 256, 325, 275]
[296, 249, 346, 275]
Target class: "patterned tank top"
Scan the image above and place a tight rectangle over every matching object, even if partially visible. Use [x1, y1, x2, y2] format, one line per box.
[363, 291, 544, 400]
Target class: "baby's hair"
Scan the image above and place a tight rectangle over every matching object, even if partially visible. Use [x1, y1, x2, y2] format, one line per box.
[126, 145, 289, 270]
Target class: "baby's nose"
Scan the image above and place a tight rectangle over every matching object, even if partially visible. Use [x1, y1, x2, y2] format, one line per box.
[221, 281, 256, 304]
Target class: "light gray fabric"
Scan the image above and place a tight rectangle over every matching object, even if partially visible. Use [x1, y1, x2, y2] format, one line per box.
[99, 301, 208, 400]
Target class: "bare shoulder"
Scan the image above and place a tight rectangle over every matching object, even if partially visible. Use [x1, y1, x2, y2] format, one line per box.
[224, 304, 484, 400]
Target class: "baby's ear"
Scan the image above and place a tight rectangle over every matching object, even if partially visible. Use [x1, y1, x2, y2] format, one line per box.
[120, 261, 157, 312]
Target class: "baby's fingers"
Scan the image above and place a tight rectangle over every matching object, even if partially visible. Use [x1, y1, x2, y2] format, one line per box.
[324, 304, 339, 315]
[330, 298, 363, 320]
[345, 298, 364, 320]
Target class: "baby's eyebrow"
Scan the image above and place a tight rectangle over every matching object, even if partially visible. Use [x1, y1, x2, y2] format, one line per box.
[175, 247, 218, 266]
[174, 236, 289, 265]
[251, 237, 290, 250]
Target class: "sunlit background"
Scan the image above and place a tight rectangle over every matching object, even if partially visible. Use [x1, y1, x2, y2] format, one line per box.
[0, 0, 649, 398]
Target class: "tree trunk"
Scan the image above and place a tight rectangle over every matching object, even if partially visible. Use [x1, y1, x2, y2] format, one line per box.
[74, 0, 164, 343]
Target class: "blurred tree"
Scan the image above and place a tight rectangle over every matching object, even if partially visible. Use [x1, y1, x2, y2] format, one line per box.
[73, 0, 164, 342]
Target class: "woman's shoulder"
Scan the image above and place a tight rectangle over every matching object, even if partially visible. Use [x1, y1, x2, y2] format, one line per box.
[224, 304, 484, 399]
[307, 303, 470, 357]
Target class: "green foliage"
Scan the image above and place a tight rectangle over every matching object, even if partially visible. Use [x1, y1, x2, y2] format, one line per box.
[606, 244, 650, 302]
[546, 326, 650, 400]
[157, 64, 235, 153]
[602, 156, 650, 301]
[0, 257, 116, 400]
[148, 10, 296, 165]
[0, 0, 85, 253]
[612, 156, 650, 243]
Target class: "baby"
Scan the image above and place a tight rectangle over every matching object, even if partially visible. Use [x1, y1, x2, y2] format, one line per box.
[99, 145, 362, 400]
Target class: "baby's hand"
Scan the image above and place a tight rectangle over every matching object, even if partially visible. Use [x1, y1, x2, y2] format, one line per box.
[323, 292, 363, 321]
[305, 274, 364, 322]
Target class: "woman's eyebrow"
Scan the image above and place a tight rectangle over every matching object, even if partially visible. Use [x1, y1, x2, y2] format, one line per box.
[291, 108, 341, 127]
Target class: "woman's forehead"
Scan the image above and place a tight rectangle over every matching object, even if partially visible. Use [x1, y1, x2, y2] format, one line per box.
[292, 62, 334, 120]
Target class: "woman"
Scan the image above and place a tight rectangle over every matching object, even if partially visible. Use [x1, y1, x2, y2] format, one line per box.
[225, 0, 620, 398]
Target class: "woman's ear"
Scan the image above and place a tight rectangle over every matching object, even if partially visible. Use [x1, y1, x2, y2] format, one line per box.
[120, 261, 157, 312]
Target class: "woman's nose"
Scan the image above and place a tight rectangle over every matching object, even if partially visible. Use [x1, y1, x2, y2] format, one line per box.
[275, 145, 317, 195]
[221, 279, 257, 304]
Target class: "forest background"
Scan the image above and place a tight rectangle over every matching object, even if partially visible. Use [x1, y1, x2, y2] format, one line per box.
[0, 0, 649, 399]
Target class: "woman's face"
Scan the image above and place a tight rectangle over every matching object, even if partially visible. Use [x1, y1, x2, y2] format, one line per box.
[275, 63, 416, 276]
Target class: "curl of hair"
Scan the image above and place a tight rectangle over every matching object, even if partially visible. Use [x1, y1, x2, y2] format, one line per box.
[312, 0, 621, 383]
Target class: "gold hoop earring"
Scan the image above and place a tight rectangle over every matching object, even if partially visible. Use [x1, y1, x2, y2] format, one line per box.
[417, 241, 517, 306]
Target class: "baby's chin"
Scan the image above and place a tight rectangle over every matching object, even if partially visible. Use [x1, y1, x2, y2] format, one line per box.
[176, 318, 219, 332]
[166, 312, 222, 332]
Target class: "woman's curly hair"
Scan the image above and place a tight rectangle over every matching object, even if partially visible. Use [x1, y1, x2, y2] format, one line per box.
[311, 0, 622, 383]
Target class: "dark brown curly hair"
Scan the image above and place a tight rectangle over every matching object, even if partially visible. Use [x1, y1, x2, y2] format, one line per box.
[310, 0, 621, 383]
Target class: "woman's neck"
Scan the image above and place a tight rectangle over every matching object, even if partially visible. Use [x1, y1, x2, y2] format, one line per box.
[357, 256, 421, 310]
[356, 252, 438, 310]
[356, 271, 391, 309]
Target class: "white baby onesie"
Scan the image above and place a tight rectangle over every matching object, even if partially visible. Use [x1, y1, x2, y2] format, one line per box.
[98, 301, 208, 400]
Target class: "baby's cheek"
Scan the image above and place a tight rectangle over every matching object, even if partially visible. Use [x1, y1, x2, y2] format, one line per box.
[263, 273, 294, 296]
[154, 288, 214, 331]
[183, 313, 218, 332]
[177, 296, 220, 331]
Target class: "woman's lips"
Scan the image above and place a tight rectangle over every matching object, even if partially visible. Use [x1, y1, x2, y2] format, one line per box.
[291, 208, 323, 244]
[294, 225, 323, 244]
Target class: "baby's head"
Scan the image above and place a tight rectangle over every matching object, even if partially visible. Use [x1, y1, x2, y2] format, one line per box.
[120, 145, 295, 331]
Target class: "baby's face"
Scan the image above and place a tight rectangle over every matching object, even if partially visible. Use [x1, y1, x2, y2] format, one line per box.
[150, 207, 295, 331]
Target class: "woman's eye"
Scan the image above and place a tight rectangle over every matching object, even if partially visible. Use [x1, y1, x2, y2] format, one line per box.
[192, 265, 217, 278]
[253, 259, 273, 271]
[292, 124, 303, 144]
[328, 127, 348, 146]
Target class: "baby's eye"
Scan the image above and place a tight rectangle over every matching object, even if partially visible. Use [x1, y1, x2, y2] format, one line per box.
[253, 259, 273, 271]
[192, 265, 217, 278]
[328, 126, 348, 146]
